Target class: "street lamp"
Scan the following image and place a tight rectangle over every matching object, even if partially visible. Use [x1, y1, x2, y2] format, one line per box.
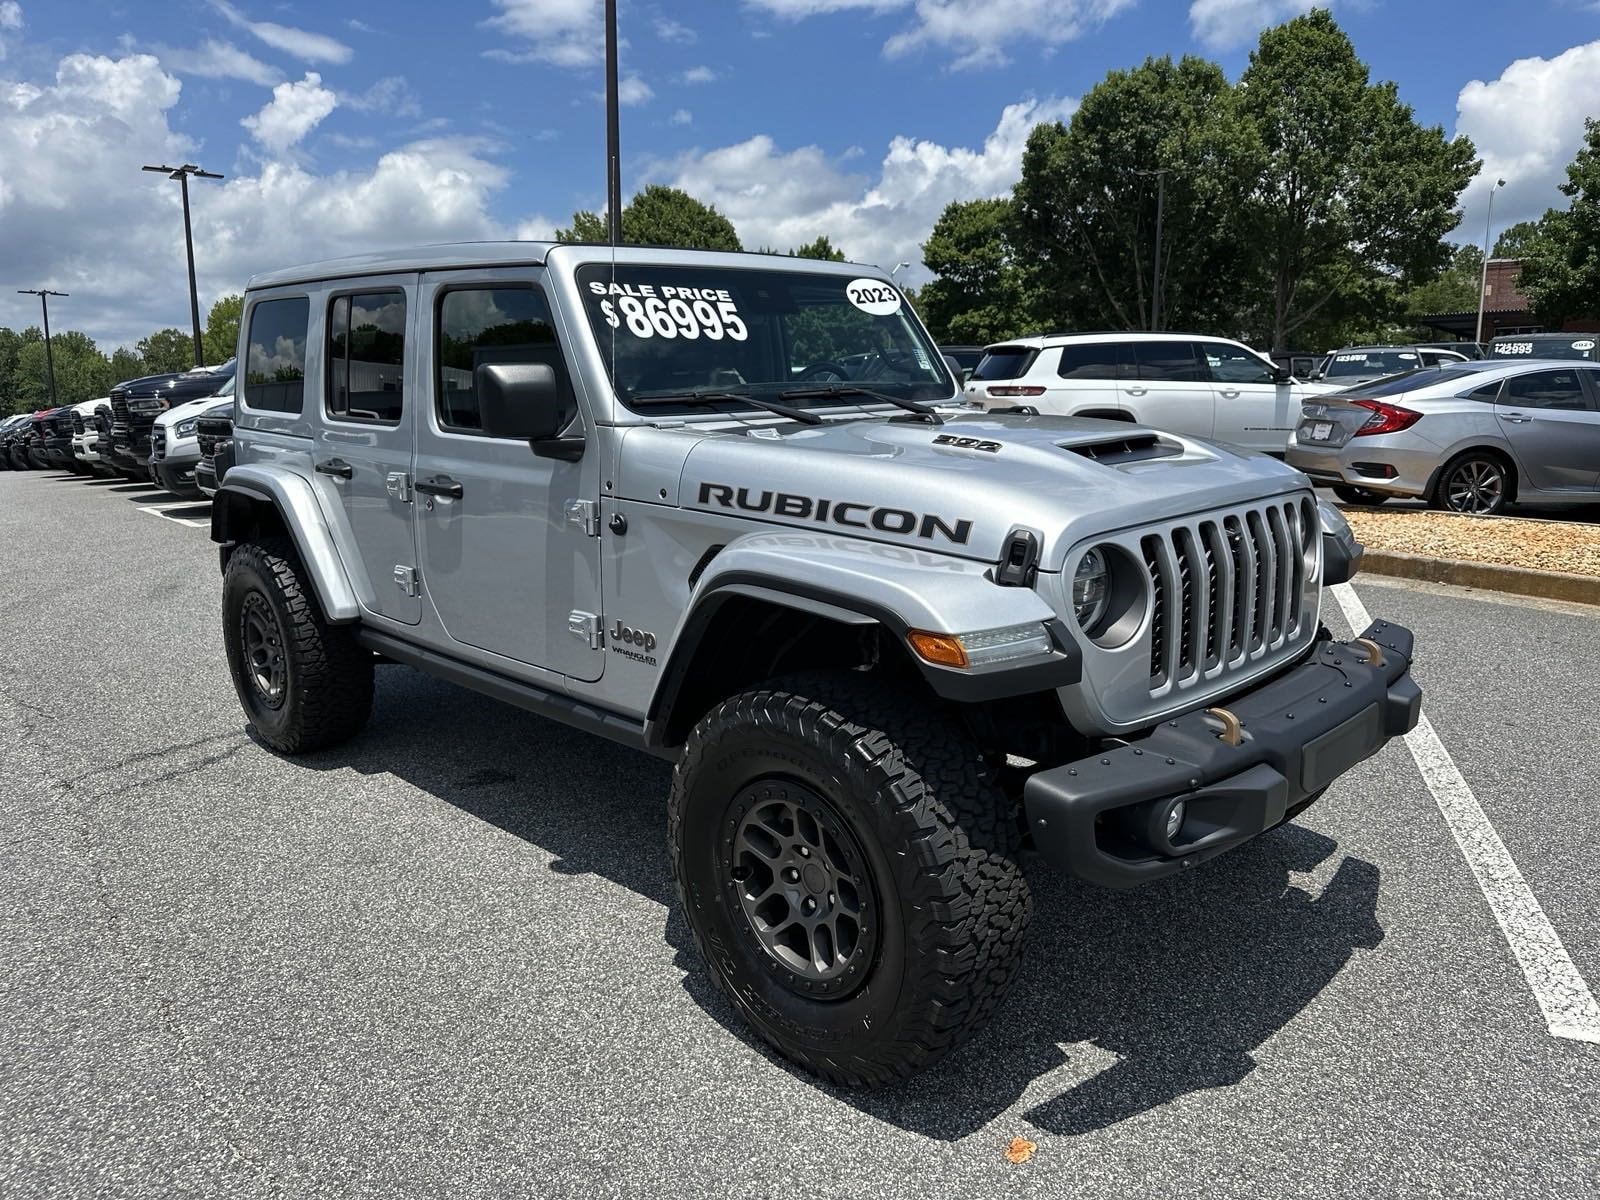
[890, 262, 911, 279]
[1475, 177, 1506, 346]
[142, 163, 224, 368]
[17, 288, 68, 406]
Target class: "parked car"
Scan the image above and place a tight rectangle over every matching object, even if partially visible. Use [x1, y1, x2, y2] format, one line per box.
[1415, 340, 1484, 361]
[1311, 345, 1470, 388]
[964, 332, 1333, 454]
[0, 414, 31, 467]
[193, 391, 236, 498]
[1288, 359, 1600, 514]
[939, 344, 986, 383]
[105, 360, 236, 479]
[69, 398, 113, 474]
[1270, 350, 1321, 379]
[1486, 333, 1598, 362]
[150, 375, 236, 497]
[38, 404, 84, 471]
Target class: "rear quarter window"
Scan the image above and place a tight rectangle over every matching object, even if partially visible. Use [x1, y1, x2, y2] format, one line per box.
[971, 347, 1037, 381]
[244, 297, 310, 414]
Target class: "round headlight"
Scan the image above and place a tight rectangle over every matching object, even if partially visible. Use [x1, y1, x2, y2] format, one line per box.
[1073, 548, 1112, 631]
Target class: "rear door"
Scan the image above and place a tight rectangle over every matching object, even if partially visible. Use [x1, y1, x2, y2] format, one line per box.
[1199, 340, 1294, 453]
[1053, 341, 1133, 417]
[1495, 366, 1600, 492]
[311, 279, 422, 625]
[1127, 340, 1214, 439]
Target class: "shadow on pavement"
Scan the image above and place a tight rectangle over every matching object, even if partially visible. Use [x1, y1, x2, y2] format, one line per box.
[290, 664, 1383, 1141]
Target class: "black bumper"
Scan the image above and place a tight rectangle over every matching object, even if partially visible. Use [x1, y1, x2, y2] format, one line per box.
[1025, 618, 1420, 889]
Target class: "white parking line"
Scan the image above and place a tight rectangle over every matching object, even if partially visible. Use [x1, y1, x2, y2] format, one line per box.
[1332, 582, 1600, 1045]
[136, 502, 210, 529]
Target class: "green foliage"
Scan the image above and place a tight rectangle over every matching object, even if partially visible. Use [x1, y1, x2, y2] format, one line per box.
[203, 294, 244, 364]
[917, 199, 1036, 344]
[109, 347, 146, 384]
[0, 326, 43, 417]
[137, 327, 198, 374]
[790, 236, 846, 262]
[1515, 119, 1600, 326]
[1403, 243, 1484, 317]
[1493, 221, 1543, 260]
[12, 330, 115, 408]
[556, 185, 742, 251]
[1236, 8, 1478, 349]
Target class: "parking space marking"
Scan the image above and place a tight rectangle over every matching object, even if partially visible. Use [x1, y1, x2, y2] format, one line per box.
[136, 502, 210, 529]
[1333, 582, 1600, 1045]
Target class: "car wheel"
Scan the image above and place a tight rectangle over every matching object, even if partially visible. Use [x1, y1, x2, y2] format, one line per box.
[1332, 486, 1389, 506]
[1430, 452, 1510, 515]
[222, 539, 374, 754]
[669, 673, 1031, 1087]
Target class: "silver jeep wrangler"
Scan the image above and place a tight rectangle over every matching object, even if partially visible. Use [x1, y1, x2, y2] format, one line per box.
[212, 243, 1421, 1086]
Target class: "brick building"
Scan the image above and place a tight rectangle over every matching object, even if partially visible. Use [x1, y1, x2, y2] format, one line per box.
[1414, 258, 1599, 342]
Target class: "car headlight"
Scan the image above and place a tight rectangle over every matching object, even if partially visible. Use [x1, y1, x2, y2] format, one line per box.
[175, 419, 198, 437]
[1073, 548, 1112, 631]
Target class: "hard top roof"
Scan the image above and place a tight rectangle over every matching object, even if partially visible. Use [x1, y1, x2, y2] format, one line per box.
[246, 241, 881, 291]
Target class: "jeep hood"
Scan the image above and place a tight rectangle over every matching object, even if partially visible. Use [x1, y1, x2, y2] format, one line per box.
[633, 412, 1312, 572]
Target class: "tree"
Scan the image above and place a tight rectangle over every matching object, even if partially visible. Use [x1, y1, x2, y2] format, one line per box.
[556, 185, 741, 251]
[12, 330, 114, 407]
[790, 236, 845, 262]
[0, 326, 43, 417]
[1012, 55, 1261, 337]
[110, 347, 146, 384]
[1515, 118, 1600, 325]
[1237, 9, 1478, 350]
[203, 294, 244, 364]
[1493, 221, 1544, 260]
[137, 328, 195, 374]
[918, 199, 1036, 344]
[1403, 243, 1484, 317]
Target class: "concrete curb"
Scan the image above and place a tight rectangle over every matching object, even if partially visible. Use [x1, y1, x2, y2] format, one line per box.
[1359, 548, 1600, 607]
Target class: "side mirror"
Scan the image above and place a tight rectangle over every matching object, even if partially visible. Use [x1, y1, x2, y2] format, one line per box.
[475, 363, 582, 458]
[1272, 365, 1293, 384]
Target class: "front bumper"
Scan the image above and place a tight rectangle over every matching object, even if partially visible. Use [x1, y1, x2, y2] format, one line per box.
[154, 451, 203, 495]
[1025, 618, 1420, 888]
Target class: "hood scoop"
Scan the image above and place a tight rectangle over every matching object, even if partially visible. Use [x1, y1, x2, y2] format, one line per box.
[1064, 432, 1180, 465]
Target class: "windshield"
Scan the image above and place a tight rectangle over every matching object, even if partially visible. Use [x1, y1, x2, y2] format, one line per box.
[1323, 349, 1422, 378]
[1490, 337, 1597, 361]
[575, 263, 954, 414]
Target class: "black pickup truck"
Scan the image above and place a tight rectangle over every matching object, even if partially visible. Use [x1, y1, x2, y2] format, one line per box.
[105, 362, 234, 480]
[192, 397, 235, 498]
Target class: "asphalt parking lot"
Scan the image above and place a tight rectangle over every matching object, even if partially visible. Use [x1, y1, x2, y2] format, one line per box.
[2, 470, 1597, 1200]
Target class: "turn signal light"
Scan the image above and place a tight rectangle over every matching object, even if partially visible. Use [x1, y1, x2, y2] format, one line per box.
[907, 631, 968, 668]
[1350, 399, 1422, 437]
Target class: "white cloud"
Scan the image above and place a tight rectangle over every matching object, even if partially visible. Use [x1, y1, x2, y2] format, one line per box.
[1454, 40, 1600, 241]
[655, 17, 696, 43]
[156, 38, 281, 86]
[670, 108, 693, 125]
[0, 1, 21, 60]
[241, 72, 338, 153]
[211, 1, 353, 65]
[747, 0, 1130, 68]
[618, 74, 653, 105]
[343, 75, 421, 118]
[679, 65, 716, 84]
[1187, 0, 1320, 50]
[649, 95, 1076, 273]
[483, 0, 602, 68]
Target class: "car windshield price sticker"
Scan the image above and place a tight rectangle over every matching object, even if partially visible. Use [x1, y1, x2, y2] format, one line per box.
[845, 278, 902, 316]
[1573, 340, 1596, 352]
[589, 280, 749, 341]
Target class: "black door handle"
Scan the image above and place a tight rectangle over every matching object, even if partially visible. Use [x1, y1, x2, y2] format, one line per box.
[415, 476, 463, 499]
[315, 458, 354, 479]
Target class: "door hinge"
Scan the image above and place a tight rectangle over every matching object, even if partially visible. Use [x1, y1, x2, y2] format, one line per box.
[393, 566, 421, 597]
[568, 610, 603, 649]
[386, 472, 413, 503]
[565, 498, 600, 537]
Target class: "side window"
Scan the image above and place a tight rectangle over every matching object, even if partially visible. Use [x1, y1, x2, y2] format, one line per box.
[1202, 342, 1277, 385]
[1057, 342, 1134, 380]
[1466, 380, 1503, 404]
[327, 291, 406, 424]
[1135, 340, 1206, 383]
[244, 297, 310, 413]
[437, 286, 570, 433]
[1502, 369, 1593, 412]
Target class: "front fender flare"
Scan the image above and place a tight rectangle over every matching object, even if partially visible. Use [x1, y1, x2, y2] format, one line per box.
[211, 465, 361, 622]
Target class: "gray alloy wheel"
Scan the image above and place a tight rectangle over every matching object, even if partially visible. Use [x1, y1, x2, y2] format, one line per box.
[1435, 454, 1508, 515]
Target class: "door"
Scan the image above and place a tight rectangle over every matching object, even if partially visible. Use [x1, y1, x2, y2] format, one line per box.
[310, 281, 421, 625]
[1054, 341, 1133, 418]
[1200, 340, 1295, 453]
[414, 272, 605, 681]
[1495, 367, 1600, 492]
[1128, 341, 1214, 439]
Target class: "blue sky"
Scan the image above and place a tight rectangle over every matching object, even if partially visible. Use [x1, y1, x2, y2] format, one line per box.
[2, 0, 1599, 350]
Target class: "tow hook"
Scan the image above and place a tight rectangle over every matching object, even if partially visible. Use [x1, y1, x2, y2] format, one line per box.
[1205, 706, 1245, 746]
[1350, 637, 1386, 668]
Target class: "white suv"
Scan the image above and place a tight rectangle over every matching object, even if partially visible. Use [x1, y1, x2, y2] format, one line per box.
[964, 333, 1337, 454]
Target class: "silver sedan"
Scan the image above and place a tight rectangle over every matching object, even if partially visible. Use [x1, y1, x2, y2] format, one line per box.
[1287, 360, 1600, 515]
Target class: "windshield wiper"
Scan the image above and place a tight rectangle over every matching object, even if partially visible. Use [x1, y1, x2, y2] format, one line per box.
[627, 389, 824, 426]
[777, 384, 944, 425]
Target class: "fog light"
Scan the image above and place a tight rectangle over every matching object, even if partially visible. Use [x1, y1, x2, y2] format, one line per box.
[1165, 799, 1187, 842]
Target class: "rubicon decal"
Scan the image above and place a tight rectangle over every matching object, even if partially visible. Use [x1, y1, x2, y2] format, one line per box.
[696, 483, 973, 545]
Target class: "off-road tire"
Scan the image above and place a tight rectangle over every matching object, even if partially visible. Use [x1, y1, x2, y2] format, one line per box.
[669, 673, 1031, 1087]
[1332, 486, 1388, 506]
[222, 538, 373, 754]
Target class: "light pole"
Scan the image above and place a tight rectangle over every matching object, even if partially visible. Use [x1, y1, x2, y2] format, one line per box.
[17, 288, 68, 406]
[142, 163, 224, 367]
[890, 262, 911, 279]
[1475, 177, 1506, 346]
[604, 0, 622, 245]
